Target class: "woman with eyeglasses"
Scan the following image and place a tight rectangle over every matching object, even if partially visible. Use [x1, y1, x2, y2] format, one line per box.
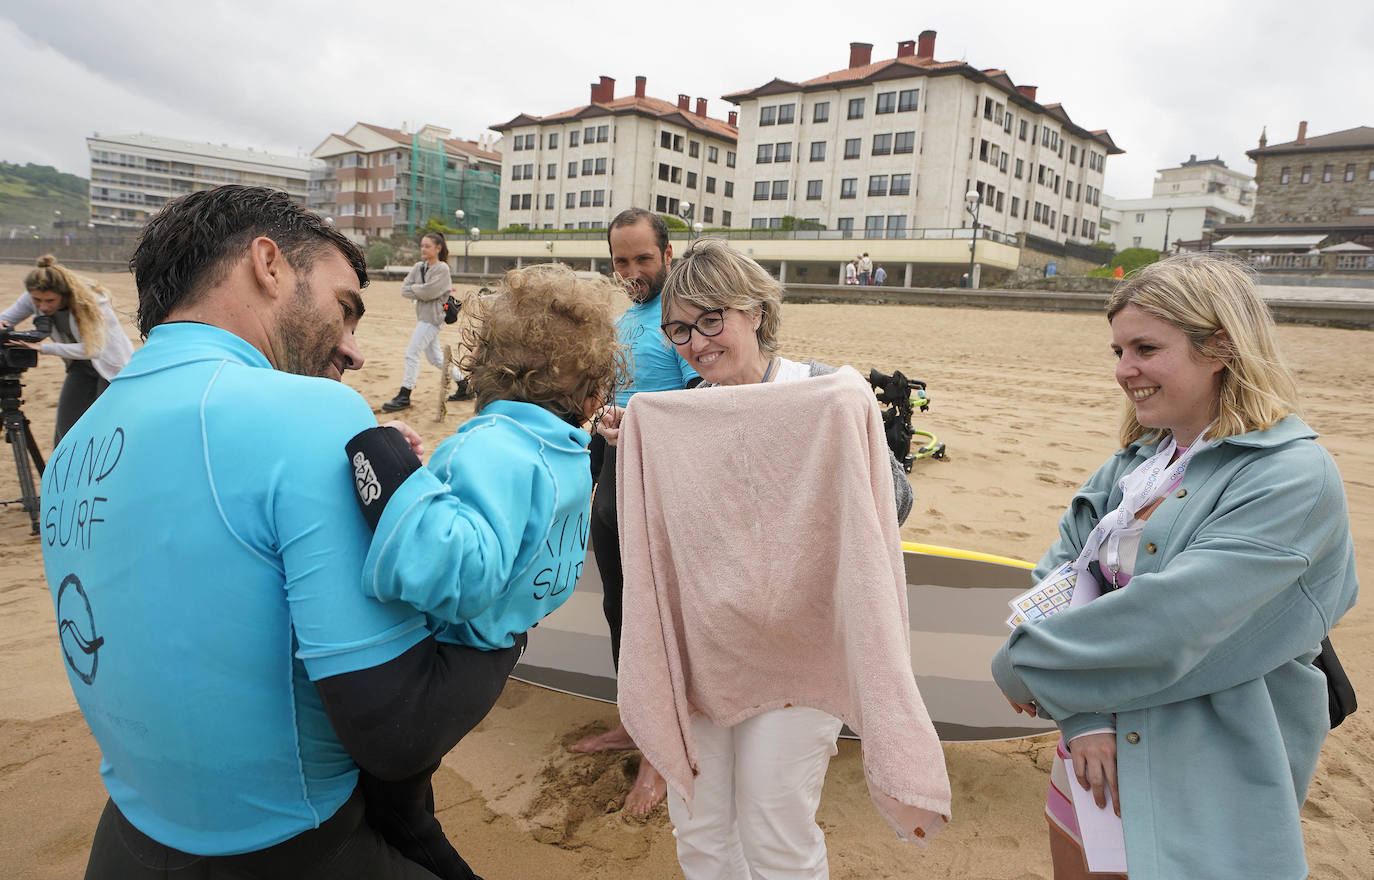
[595, 239, 919, 878]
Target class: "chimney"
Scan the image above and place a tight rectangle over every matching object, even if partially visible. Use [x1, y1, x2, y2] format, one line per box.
[1017, 84, 1038, 101]
[1296, 120, 1307, 144]
[590, 75, 615, 104]
[1258, 126, 1267, 149]
[848, 41, 873, 68]
[678, 93, 690, 111]
[695, 97, 708, 118]
[728, 110, 738, 127]
[1189, 154, 1197, 163]
[897, 39, 915, 58]
[635, 75, 646, 98]
[917, 29, 936, 58]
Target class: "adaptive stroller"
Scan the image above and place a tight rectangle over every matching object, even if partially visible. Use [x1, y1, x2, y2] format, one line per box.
[867, 368, 946, 473]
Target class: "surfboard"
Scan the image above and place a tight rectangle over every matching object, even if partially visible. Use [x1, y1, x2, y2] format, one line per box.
[511, 540, 1057, 742]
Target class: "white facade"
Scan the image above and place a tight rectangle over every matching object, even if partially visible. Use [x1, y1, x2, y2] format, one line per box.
[493, 78, 739, 230]
[87, 133, 318, 229]
[726, 34, 1119, 244]
[1100, 156, 1255, 251]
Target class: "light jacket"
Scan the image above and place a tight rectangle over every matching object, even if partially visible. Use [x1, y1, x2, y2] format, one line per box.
[2, 290, 134, 379]
[991, 416, 1357, 879]
[401, 260, 450, 325]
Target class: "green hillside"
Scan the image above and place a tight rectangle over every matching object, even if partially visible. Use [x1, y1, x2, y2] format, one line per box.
[0, 161, 89, 236]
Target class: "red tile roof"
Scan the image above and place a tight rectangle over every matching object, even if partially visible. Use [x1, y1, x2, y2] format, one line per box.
[1248, 126, 1374, 158]
[492, 95, 738, 142]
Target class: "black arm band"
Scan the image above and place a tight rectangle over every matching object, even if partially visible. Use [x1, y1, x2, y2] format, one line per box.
[346, 427, 421, 531]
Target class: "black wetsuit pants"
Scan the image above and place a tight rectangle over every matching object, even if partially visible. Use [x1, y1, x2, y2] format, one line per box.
[590, 443, 625, 670]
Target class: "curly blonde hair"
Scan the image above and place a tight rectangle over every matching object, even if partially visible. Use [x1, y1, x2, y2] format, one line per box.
[25, 255, 108, 356]
[1107, 253, 1300, 447]
[462, 263, 625, 421]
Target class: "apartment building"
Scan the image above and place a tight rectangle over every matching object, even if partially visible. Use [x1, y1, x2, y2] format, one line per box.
[491, 76, 738, 230]
[1101, 155, 1254, 251]
[310, 122, 502, 242]
[87, 133, 317, 229]
[724, 31, 1121, 244]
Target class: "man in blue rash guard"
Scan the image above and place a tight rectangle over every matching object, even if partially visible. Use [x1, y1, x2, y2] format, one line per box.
[40, 185, 520, 880]
[569, 208, 698, 818]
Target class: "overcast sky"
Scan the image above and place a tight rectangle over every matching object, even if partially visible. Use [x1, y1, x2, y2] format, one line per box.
[3, 0, 1370, 200]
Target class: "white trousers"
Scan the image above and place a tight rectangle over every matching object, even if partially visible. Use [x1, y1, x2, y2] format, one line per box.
[667, 706, 843, 880]
[401, 321, 449, 389]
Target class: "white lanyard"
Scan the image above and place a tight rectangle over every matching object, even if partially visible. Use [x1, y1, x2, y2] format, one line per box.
[1067, 429, 1213, 609]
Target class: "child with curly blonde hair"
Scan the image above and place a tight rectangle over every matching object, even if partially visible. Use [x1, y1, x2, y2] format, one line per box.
[342, 262, 625, 878]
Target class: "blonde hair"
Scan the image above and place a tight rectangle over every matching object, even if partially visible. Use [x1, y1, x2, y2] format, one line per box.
[1107, 253, 1300, 447]
[660, 238, 783, 352]
[25, 255, 108, 356]
[463, 263, 625, 420]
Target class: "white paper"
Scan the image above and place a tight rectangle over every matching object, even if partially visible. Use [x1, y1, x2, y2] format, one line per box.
[1057, 753, 1128, 873]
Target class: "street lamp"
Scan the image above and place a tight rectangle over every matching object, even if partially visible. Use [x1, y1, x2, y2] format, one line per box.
[964, 190, 981, 289]
[679, 201, 695, 242]
[1162, 206, 1174, 255]
[464, 226, 480, 274]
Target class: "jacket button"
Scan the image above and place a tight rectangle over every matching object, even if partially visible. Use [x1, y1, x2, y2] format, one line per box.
[1176, 488, 1188, 498]
[1126, 732, 1140, 744]
[1145, 543, 1157, 554]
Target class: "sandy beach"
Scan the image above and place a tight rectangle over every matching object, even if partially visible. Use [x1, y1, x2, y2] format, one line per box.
[0, 262, 1369, 879]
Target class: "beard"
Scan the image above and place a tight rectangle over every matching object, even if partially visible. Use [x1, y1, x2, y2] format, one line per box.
[629, 263, 669, 304]
[274, 278, 339, 379]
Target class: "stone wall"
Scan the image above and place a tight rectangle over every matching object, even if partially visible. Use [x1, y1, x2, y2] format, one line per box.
[1254, 149, 1374, 223]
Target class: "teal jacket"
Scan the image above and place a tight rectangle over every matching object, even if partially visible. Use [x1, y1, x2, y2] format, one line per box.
[991, 416, 1357, 879]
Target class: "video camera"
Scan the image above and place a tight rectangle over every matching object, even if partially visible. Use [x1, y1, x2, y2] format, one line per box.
[0, 315, 52, 373]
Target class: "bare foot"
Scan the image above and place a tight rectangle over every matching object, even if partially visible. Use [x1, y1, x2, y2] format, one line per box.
[623, 759, 667, 819]
[570, 721, 637, 753]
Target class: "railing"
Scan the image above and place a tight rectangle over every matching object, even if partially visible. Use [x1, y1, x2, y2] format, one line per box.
[478, 226, 1020, 245]
[1249, 253, 1319, 270]
[1335, 254, 1374, 271]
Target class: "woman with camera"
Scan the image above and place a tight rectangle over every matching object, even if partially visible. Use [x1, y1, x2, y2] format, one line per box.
[1, 255, 134, 444]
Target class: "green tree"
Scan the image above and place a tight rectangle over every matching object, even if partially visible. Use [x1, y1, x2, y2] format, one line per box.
[1088, 246, 1160, 278]
[365, 240, 396, 269]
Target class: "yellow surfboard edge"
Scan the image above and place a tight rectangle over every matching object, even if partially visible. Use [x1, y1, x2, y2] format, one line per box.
[901, 542, 1035, 570]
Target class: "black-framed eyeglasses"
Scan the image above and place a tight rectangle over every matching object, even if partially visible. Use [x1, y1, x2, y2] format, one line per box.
[661, 309, 725, 345]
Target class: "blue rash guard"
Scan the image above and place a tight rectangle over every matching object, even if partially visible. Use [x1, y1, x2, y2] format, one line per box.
[362, 400, 594, 650]
[40, 323, 429, 856]
[612, 293, 698, 407]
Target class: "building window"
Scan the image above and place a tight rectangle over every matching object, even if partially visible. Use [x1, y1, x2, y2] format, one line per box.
[894, 131, 915, 154]
[703, 206, 713, 223]
[847, 97, 865, 119]
[705, 176, 716, 193]
[1014, 158, 1024, 179]
[751, 218, 768, 229]
[806, 179, 822, 199]
[890, 173, 911, 196]
[568, 161, 577, 178]
[810, 141, 826, 161]
[548, 132, 559, 149]
[689, 140, 700, 158]
[757, 143, 773, 163]
[1301, 166, 1311, 184]
[582, 158, 594, 175]
[545, 193, 554, 210]
[887, 215, 907, 236]
[876, 91, 896, 114]
[655, 195, 667, 212]
[1010, 196, 1020, 216]
[660, 131, 672, 149]
[512, 137, 523, 152]
[1019, 120, 1028, 141]
[671, 166, 681, 183]
[593, 190, 605, 207]
[1132, 236, 1142, 247]
[872, 133, 892, 155]
[813, 102, 829, 123]
[658, 163, 670, 181]
[584, 126, 595, 143]
[566, 193, 575, 208]
[844, 138, 861, 159]
[597, 125, 609, 142]
[754, 181, 770, 200]
[760, 106, 777, 126]
[724, 181, 734, 197]
[580, 190, 592, 207]
[726, 151, 736, 168]
[898, 88, 919, 112]
[865, 215, 885, 236]
[868, 174, 888, 196]
[840, 178, 857, 199]
[596, 157, 607, 174]
[777, 103, 795, 124]
[771, 180, 788, 200]
[1003, 113, 1013, 133]
[1135, 213, 1145, 222]
[1062, 215, 1069, 233]
[546, 162, 556, 178]
[722, 210, 732, 226]
[1069, 145, 1078, 164]
[774, 142, 792, 163]
[1323, 164, 1333, 183]
[687, 171, 697, 189]
[510, 194, 521, 209]
[999, 153, 1008, 172]
[1345, 164, 1356, 182]
[708, 145, 719, 163]
[569, 130, 579, 147]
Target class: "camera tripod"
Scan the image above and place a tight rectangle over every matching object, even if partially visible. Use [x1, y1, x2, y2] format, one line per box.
[1, 374, 45, 535]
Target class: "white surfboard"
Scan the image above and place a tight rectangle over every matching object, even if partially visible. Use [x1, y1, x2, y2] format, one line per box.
[511, 540, 1056, 742]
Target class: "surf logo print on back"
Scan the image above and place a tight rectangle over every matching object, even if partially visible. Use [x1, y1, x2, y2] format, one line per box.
[531, 509, 588, 602]
[43, 427, 125, 686]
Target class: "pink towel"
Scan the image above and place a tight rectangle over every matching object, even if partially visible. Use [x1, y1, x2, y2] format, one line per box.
[616, 367, 950, 843]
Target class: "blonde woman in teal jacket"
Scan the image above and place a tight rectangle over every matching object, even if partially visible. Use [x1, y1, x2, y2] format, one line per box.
[992, 254, 1357, 880]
